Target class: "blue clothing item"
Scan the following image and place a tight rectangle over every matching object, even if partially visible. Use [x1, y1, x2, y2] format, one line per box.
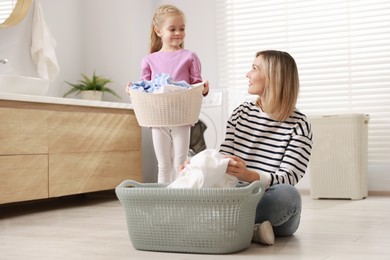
[255, 184, 302, 237]
[130, 73, 191, 93]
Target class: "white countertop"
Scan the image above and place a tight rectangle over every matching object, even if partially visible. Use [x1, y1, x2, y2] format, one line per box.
[0, 93, 133, 110]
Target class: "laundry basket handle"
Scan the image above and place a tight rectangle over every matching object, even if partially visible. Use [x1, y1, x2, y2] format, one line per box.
[245, 181, 265, 199]
[116, 180, 167, 189]
[117, 180, 142, 188]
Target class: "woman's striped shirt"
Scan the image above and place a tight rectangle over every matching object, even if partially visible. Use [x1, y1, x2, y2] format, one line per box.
[220, 102, 313, 188]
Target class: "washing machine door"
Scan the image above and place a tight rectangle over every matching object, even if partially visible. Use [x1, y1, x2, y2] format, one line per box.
[189, 111, 218, 156]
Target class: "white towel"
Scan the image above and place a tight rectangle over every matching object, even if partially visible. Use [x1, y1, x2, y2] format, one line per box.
[167, 149, 238, 189]
[31, 1, 59, 81]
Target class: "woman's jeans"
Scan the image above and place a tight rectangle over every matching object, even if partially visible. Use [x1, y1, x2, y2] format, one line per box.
[255, 184, 302, 237]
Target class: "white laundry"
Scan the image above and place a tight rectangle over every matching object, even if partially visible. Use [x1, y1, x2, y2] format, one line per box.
[167, 149, 238, 189]
[31, 1, 59, 81]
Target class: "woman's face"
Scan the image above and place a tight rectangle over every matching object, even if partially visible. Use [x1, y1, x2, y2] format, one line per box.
[246, 55, 266, 96]
[155, 15, 185, 50]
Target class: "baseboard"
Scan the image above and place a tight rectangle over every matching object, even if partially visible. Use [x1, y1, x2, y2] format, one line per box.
[368, 190, 390, 196]
[298, 188, 390, 197]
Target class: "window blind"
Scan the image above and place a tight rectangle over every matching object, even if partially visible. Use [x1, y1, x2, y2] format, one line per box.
[215, 0, 390, 163]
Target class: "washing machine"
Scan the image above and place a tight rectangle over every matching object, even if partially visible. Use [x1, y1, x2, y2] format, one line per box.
[189, 89, 227, 156]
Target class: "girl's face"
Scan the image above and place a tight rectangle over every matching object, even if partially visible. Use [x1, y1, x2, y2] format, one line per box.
[155, 15, 185, 51]
[246, 55, 267, 96]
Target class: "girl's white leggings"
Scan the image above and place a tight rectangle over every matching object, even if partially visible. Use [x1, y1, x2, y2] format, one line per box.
[151, 126, 190, 183]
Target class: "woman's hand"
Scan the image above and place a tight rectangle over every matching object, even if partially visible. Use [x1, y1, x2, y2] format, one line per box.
[178, 160, 190, 172]
[225, 155, 260, 183]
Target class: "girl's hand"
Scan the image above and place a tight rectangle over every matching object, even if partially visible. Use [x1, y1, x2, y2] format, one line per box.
[224, 155, 259, 183]
[126, 82, 132, 95]
[202, 81, 209, 96]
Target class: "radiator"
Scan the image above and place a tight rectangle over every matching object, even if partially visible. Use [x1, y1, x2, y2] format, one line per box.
[308, 114, 369, 200]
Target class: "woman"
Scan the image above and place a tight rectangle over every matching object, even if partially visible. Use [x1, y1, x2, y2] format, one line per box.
[222, 50, 313, 245]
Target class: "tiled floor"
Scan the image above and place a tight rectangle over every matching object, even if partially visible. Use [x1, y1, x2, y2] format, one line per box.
[1, 191, 389, 260]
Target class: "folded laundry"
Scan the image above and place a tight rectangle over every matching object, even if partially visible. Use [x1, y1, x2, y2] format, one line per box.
[129, 73, 191, 93]
[168, 149, 238, 189]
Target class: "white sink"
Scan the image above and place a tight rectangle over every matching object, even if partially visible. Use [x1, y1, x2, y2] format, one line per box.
[0, 75, 49, 95]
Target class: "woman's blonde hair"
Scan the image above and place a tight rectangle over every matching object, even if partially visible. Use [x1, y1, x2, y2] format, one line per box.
[149, 5, 185, 53]
[255, 50, 299, 121]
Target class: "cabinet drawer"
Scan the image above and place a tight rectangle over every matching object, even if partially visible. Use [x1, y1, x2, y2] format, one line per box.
[0, 108, 48, 155]
[0, 155, 48, 204]
[48, 111, 141, 153]
[49, 150, 142, 197]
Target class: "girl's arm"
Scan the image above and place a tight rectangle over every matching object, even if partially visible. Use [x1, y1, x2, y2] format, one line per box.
[140, 57, 152, 81]
[189, 52, 202, 84]
[189, 52, 209, 96]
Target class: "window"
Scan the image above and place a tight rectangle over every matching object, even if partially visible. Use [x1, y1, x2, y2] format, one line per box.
[0, 0, 17, 24]
[216, 0, 390, 163]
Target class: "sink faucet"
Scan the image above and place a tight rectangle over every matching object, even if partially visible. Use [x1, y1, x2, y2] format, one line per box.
[0, 59, 8, 64]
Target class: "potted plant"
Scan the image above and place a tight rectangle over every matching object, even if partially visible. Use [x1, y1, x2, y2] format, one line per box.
[63, 71, 121, 101]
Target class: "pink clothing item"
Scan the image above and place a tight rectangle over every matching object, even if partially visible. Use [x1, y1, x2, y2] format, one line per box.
[141, 49, 202, 84]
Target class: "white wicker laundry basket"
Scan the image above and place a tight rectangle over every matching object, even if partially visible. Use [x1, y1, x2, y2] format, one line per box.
[129, 82, 204, 127]
[309, 114, 369, 200]
[115, 180, 264, 254]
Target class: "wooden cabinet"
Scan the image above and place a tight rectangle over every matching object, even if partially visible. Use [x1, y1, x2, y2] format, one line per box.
[0, 100, 142, 204]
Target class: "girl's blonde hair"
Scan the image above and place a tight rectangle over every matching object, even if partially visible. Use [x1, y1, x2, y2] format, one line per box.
[255, 50, 300, 121]
[149, 5, 185, 53]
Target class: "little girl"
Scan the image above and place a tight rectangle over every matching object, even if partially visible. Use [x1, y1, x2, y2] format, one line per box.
[134, 5, 209, 184]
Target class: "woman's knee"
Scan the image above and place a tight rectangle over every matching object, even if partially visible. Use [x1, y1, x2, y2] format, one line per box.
[272, 184, 302, 204]
[261, 184, 301, 206]
[255, 184, 302, 225]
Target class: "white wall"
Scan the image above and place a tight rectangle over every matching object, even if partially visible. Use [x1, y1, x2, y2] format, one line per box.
[0, 0, 86, 96]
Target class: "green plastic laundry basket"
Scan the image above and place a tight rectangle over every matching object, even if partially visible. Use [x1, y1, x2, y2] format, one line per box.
[115, 180, 264, 254]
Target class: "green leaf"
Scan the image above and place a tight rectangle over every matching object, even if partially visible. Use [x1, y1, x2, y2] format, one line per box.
[63, 71, 120, 99]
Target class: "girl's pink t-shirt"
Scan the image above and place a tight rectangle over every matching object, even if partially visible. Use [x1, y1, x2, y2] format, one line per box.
[140, 49, 202, 84]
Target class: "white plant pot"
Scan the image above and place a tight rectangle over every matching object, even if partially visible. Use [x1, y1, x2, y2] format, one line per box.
[81, 91, 103, 101]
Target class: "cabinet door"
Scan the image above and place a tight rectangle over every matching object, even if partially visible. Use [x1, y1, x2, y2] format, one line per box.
[0, 108, 48, 155]
[49, 150, 142, 197]
[0, 155, 48, 204]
